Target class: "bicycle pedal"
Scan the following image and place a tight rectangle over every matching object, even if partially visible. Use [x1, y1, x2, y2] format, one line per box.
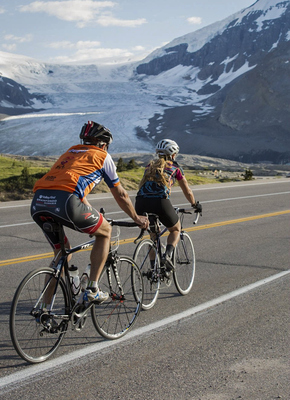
[164, 276, 173, 287]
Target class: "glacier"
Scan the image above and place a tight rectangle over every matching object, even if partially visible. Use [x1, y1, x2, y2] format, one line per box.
[0, 0, 289, 158]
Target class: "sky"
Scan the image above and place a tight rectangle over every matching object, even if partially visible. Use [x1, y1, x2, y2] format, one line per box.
[0, 0, 257, 65]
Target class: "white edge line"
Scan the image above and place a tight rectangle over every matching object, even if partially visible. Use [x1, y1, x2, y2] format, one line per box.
[1, 269, 289, 390]
[0, 192, 290, 229]
[0, 180, 289, 209]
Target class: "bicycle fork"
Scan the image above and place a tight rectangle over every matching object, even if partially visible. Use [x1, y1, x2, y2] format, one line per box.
[32, 262, 69, 334]
[176, 232, 190, 264]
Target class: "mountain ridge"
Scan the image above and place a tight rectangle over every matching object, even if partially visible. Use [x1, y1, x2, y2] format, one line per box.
[0, 0, 289, 163]
[134, 0, 290, 163]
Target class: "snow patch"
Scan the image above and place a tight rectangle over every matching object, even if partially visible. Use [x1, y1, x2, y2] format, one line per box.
[214, 61, 257, 89]
[254, 3, 288, 32]
[220, 54, 239, 66]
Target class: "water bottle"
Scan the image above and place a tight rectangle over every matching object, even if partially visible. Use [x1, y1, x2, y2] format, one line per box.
[68, 265, 80, 295]
[80, 264, 91, 292]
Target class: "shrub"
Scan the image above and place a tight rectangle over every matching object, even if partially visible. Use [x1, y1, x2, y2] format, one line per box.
[116, 158, 126, 172]
[127, 159, 138, 170]
[116, 158, 138, 172]
[242, 168, 254, 180]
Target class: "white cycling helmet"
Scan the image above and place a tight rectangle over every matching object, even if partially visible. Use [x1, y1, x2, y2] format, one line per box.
[156, 139, 179, 156]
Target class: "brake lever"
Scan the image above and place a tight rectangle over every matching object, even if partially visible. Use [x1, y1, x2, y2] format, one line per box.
[134, 228, 147, 244]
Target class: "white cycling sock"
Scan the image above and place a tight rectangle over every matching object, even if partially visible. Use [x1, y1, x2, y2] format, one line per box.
[88, 281, 98, 290]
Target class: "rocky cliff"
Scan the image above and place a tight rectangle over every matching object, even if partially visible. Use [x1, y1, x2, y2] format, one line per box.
[135, 0, 290, 163]
[0, 76, 45, 116]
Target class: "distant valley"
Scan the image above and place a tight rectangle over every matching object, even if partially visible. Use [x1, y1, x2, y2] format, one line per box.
[0, 0, 289, 164]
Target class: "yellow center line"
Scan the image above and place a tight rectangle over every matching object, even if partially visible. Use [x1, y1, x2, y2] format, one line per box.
[187, 210, 290, 233]
[1, 210, 289, 267]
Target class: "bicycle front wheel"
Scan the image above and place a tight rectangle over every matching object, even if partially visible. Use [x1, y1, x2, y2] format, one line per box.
[10, 267, 69, 363]
[91, 256, 143, 340]
[133, 239, 160, 310]
[173, 232, 195, 295]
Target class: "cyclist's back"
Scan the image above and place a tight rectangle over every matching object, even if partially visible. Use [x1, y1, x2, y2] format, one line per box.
[135, 139, 201, 276]
[136, 158, 184, 200]
[34, 144, 119, 200]
[31, 120, 148, 304]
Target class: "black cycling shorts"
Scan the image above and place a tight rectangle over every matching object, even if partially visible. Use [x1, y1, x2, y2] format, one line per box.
[31, 189, 103, 249]
[135, 196, 179, 228]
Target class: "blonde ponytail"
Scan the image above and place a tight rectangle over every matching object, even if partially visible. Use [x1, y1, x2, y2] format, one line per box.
[139, 157, 170, 189]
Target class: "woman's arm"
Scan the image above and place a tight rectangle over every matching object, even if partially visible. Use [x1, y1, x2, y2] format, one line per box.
[178, 177, 196, 206]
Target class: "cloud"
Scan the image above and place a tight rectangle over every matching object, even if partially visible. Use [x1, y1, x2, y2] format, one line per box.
[48, 40, 101, 49]
[0, 8, 6, 14]
[52, 47, 134, 64]
[2, 43, 17, 51]
[76, 47, 133, 60]
[2, 34, 33, 51]
[187, 16, 202, 25]
[97, 15, 147, 27]
[76, 41, 102, 48]
[4, 34, 33, 43]
[19, 1, 115, 25]
[48, 41, 76, 49]
[19, 1, 147, 28]
[132, 45, 145, 51]
[46, 38, 139, 64]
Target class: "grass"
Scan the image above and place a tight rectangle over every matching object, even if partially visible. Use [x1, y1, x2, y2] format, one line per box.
[0, 154, 235, 202]
[0, 155, 52, 201]
[0, 155, 49, 179]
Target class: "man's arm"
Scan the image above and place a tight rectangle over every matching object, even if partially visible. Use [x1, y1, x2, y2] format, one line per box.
[110, 185, 149, 229]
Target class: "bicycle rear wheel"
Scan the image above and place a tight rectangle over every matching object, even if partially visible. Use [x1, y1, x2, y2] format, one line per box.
[91, 256, 143, 339]
[173, 232, 195, 295]
[133, 239, 160, 310]
[10, 267, 69, 363]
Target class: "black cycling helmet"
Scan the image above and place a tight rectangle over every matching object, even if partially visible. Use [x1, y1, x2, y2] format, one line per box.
[80, 121, 113, 144]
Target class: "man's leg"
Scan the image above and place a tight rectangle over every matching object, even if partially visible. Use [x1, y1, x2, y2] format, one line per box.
[84, 218, 112, 302]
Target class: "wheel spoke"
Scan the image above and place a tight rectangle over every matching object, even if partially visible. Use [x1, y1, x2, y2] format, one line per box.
[133, 239, 160, 310]
[10, 268, 68, 363]
[91, 257, 143, 339]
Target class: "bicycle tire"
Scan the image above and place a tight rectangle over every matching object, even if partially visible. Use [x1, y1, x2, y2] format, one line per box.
[91, 256, 143, 339]
[173, 232, 195, 295]
[133, 239, 160, 310]
[10, 267, 69, 363]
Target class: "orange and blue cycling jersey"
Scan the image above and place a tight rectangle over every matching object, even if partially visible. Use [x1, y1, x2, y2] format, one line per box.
[33, 144, 120, 200]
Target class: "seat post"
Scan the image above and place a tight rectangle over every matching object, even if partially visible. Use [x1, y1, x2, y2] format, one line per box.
[58, 224, 67, 256]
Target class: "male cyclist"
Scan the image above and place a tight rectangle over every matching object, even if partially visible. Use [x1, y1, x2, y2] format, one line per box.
[135, 139, 202, 277]
[31, 121, 149, 305]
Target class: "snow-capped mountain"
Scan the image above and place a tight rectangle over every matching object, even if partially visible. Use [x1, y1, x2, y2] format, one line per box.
[137, 0, 290, 77]
[0, 0, 289, 162]
[134, 0, 290, 163]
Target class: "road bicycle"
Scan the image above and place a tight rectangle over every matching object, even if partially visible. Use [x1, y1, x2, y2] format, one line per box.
[10, 209, 144, 364]
[133, 206, 200, 310]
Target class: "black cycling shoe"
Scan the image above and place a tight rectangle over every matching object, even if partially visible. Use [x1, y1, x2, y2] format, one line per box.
[161, 254, 175, 278]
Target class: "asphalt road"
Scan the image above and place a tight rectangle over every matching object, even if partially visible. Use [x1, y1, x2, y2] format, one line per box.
[0, 178, 289, 399]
